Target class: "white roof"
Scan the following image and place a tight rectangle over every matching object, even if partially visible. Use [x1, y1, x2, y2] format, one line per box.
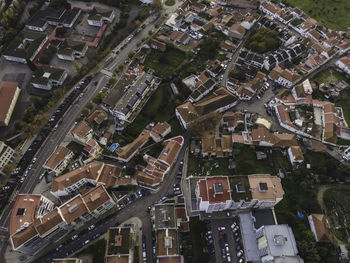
[302, 79, 312, 94]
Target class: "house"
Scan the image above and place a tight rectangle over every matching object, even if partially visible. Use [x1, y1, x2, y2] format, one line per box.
[105, 226, 135, 263]
[240, 15, 256, 30]
[195, 176, 233, 213]
[201, 133, 216, 157]
[336, 56, 350, 76]
[136, 136, 184, 187]
[176, 87, 237, 129]
[255, 225, 303, 262]
[150, 122, 171, 143]
[31, 66, 68, 90]
[268, 66, 301, 88]
[222, 111, 244, 132]
[288, 146, 304, 165]
[228, 23, 246, 39]
[0, 141, 15, 175]
[2, 30, 48, 64]
[308, 214, 331, 243]
[86, 109, 108, 126]
[71, 121, 93, 144]
[220, 39, 237, 52]
[87, 7, 115, 27]
[82, 139, 102, 163]
[149, 37, 167, 52]
[57, 39, 88, 61]
[0, 82, 21, 126]
[51, 161, 130, 197]
[43, 145, 73, 175]
[116, 129, 150, 162]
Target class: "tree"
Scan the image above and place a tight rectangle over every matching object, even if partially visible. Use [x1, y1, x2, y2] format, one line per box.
[128, 51, 135, 59]
[152, 0, 163, 12]
[50, 0, 71, 9]
[3, 163, 14, 175]
[247, 28, 279, 54]
[85, 102, 94, 110]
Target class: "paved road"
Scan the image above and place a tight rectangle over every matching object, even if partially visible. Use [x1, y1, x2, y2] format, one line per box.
[222, 18, 261, 88]
[29, 136, 188, 263]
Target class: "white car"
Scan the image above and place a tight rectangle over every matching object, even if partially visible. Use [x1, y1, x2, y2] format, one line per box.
[83, 240, 90, 245]
[231, 222, 237, 229]
[32, 157, 37, 163]
[218, 226, 226, 231]
[71, 234, 78, 240]
[237, 249, 244, 258]
[88, 224, 95, 230]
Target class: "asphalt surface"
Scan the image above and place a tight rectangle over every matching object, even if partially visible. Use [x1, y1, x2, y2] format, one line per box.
[30, 135, 188, 263]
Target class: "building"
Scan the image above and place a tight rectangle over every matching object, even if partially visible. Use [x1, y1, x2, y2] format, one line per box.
[336, 56, 350, 76]
[288, 146, 304, 165]
[192, 174, 284, 213]
[51, 161, 130, 198]
[308, 214, 331, 243]
[2, 30, 48, 64]
[105, 226, 135, 263]
[87, 7, 115, 27]
[195, 176, 232, 213]
[57, 39, 88, 61]
[26, 7, 81, 31]
[116, 129, 150, 162]
[136, 136, 184, 187]
[53, 259, 85, 263]
[150, 122, 171, 143]
[0, 141, 15, 175]
[43, 145, 73, 175]
[86, 109, 108, 126]
[71, 121, 93, 144]
[228, 24, 246, 39]
[176, 87, 237, 129]
[255, 224, 303, 262]
[31, 66, 68, 90]
[268, 66, 301, 88]
[0, 82, 21, 126]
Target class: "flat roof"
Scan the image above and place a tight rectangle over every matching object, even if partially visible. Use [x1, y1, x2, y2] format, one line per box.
[0, 81, 19, 124]
[154, 203, 176, 229]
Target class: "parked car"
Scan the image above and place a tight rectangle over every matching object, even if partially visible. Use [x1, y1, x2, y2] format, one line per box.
[71, 234, 78, 240]
[237, 249, 244, 258]
[88, 224, 95, 230]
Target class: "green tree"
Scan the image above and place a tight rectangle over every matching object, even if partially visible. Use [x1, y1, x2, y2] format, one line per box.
[85, 102, 94, 110]
[55, 27, 67, 37]
[152, 0, 163, 12]
[3, 163, 14, 175]
[247, 28, 279, 53]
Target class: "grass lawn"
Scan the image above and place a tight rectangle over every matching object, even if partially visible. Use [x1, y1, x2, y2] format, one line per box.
[336, 87, 350, 125]
[77, 238, 106, 263]
[123, 83, 183, 138]
[312, 69, 346, 86]
[233, 145, 291, 175]
[189, 216, 209, 262]
[187, 156, 234, 176]
[165, 0, 175, 6]
[144, 47, 188, 78]
[280, 0, 350, 30]
[323, 187, 350, 242]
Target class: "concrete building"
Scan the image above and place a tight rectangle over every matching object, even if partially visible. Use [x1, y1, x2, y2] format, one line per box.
[43, 145, 73, 175]
[105, 226, 135, 263]
[0, 141, 15, 175]
[31, 66, 68, 90]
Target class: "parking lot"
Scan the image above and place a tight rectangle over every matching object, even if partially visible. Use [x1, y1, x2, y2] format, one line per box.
[204, 217, 246, 263]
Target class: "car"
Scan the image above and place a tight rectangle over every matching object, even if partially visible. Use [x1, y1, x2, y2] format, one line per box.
[233, 226, 239, 232]
[71, 234, 78, 240]
[236, 245, 241, 251]
[28, 164, 33, 170]
[234, 231, 240, 237]
[56, 244, 63, 251]
[39, 172, 45, 180]
[24, 170, 29, 177]
[32, 157, 37, 163]
[227, 256, 231, 262]
[19, 256, 27, 261]
[159, 196, 166, 202]
[20, 177, 25, 183]
[231, 222, 237, 229]
[237, 249, 244, 258]
[83, 240, 90, 245]
[238, 258, 245, 263]
[93, 233, 100, 239]
[235, 236, 241, 243]
[226, 211, 231, 217]
[225, 246, 229, 252]
[218, 226, 226, 231]
[88, 224, 95, 230]
[2, 185, 10, 190]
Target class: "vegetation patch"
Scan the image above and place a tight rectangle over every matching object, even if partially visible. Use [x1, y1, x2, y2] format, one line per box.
[144, 47, 187, 78]
[278, 0, 350, 30]
[189, 217, 210, 262]
[247, 28, 279, 54]
[165, 0, 175, 6]
[77, 238, 106, 263]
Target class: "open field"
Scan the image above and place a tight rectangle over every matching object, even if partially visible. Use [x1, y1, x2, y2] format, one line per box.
[280, 0, 350, 30]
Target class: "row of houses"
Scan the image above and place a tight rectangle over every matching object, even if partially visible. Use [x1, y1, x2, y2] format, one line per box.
[9, 184, 115, 255]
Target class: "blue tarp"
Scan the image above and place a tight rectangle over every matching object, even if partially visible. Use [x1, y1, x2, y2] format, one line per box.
[108, 143, 119, 152]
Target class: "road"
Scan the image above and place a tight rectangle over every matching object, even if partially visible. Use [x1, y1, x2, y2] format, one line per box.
[30, 136, 188, 263]
[222, 18, 261, 88]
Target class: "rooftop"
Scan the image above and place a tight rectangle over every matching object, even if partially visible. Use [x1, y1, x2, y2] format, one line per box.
[248, 174, 284, 202]
[0, 81, 19, 125]
[228, 176, 252, 202]
[107, 227, 131, 256]
[154, 203, 176, 229]
[44, 145, 71, 170]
